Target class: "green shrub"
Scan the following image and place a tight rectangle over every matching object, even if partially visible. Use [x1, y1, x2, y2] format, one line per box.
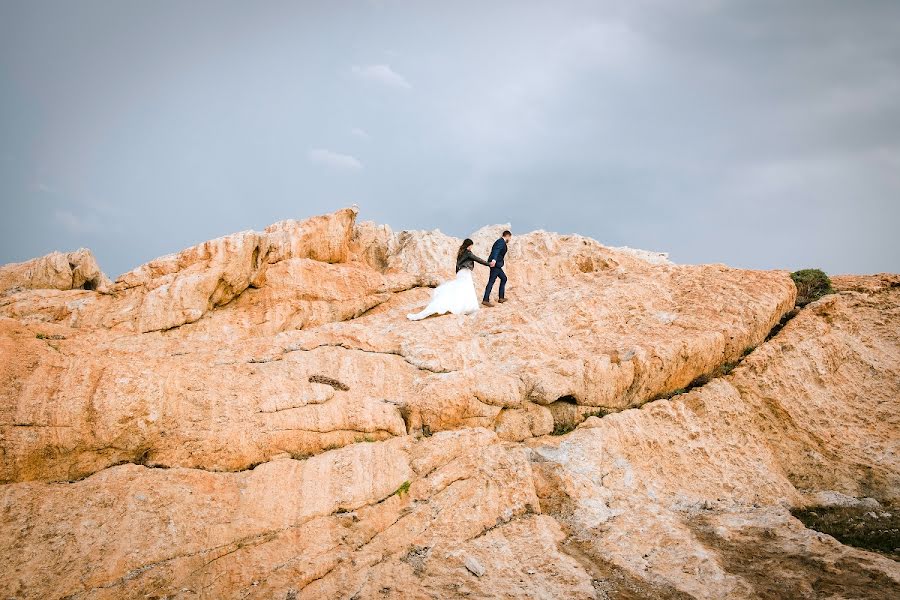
[393, 480, 411, 497]
[791, 269, 833, 307]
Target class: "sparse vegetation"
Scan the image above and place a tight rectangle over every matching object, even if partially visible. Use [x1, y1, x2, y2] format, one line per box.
[35, 333, 66, 340]
[719, 361, 738, 376]
[132, 447, 152, 466]
[551, 422, 576, 436]
[765, 308, 800, 341]
[308, 374, 350, 391]
[742, 346, 756, 357]
[652, 356, 747, 402]
[791, 269, 834, 307]
[550, 408, 611, 436]
[393, 480, 411, 497]
[585, 408, 609, 419]
[792, 502, 899, 559]
[650, 387, 688, 402]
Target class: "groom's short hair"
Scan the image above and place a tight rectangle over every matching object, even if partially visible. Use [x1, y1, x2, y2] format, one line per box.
[502, 230, 511, 237]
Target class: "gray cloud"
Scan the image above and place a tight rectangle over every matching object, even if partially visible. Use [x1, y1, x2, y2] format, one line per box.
[1, 0, 897, 277]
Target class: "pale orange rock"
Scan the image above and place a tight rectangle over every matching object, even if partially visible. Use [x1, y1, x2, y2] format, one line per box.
[0, 209, 799, 483]
[0, 319, 410, 483]
[0, 429, 596, 599]
[0, 208, 898, 599]
[0, 248, 110, 293]
[0, 207, 364, 334]
[528, 285, 900, 597]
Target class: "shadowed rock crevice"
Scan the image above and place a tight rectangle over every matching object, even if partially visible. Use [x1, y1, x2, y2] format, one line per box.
[308, 374, 350, 391]
[792, 499, 900, 560]
[530, 308, 797, 436]
[284, 342, 455, 375]
[687, 513, 900, 599]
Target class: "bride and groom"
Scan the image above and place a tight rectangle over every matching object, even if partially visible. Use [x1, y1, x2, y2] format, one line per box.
[407, 231, 511, 321]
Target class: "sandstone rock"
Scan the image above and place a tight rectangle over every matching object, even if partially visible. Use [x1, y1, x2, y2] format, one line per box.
[0, 208, 897, 599]
[0, 321, 410, 483]
[0, 208, 364, 334]
[832, 272, 900, 294]
[811, 490, 882, 510]
[167, 259, 420, 339]
[0, 429, 596, 599]
[527, 284, 900, 597]
[0, 209, 799, 481]
[464, 555, 486, 577]
[262, 206, 356, 264]
[0, 248, 110, 294]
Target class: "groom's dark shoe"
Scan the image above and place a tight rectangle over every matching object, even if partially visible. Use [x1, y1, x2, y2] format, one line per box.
[482, 300, 495, 307]
[498, 298, 508, 303]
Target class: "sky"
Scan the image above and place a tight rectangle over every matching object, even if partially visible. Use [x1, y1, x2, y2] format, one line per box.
[1, 0, 898, 278]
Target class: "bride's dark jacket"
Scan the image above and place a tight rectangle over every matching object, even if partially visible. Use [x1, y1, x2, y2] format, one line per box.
[456, 249, 490, 272]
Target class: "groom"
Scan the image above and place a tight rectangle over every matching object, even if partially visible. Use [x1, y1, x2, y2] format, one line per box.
[482, 230, 511, 307]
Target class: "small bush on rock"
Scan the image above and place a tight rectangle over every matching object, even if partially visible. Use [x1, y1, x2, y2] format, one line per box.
[791, 269, 833, 306]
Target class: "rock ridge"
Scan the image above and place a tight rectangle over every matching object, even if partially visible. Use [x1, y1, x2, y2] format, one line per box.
[0, 209, 897, 598]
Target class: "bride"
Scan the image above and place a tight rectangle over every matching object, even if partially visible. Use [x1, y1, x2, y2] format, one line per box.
[407, 238, 490, 321]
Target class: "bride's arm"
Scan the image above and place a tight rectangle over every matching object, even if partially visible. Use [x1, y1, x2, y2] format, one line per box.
[470, 251, 490, 266]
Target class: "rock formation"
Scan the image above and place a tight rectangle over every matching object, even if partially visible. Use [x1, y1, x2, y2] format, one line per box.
[0, 248, 110, 294]
[0, 208, 897, 599]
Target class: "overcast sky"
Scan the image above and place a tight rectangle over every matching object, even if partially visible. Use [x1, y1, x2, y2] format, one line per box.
[1, 0, 898, 277]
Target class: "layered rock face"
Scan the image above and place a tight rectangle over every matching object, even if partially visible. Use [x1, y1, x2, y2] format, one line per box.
[0, 248, 110, 294]
[0, 208, 897, 599]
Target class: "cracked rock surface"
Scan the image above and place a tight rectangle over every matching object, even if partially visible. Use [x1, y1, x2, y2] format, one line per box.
[1, 208, 898, 598]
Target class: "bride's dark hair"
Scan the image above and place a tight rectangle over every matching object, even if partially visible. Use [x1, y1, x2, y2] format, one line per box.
[456, 238, 474, 262]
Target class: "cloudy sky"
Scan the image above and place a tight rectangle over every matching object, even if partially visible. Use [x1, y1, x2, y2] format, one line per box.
[1, 0, 898, 277]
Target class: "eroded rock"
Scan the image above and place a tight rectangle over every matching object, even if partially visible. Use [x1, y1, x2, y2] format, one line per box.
[0, 429, 597, 599]
[0, 209, 799, 481]
[0, 248, 110, 294]
[528, 285, 900, 597]
[1, 208, 897, 599]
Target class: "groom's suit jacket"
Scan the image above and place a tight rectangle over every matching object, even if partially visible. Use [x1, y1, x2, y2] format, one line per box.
[488, 238, 508, 269]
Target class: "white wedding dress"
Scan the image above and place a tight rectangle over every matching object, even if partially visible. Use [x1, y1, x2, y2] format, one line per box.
[407, 268, 480, 321]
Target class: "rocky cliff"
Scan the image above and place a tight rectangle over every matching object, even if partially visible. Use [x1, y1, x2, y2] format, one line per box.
[0, 208, 897, 599]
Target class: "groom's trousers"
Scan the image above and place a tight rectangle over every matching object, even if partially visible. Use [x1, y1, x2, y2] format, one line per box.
[483, 266, 507, 301]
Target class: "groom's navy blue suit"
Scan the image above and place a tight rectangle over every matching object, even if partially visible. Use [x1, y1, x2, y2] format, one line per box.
[483, 237, 508, 302]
